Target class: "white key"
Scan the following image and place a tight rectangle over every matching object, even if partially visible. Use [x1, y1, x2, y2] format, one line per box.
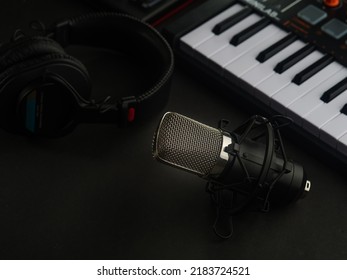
[224, 27, 287, 77]
[320, 114, 347, 148]
[287, 67, 347, 126]
[271, 60, 342, 114]
[180, 4, 243, 49]
[255, 50, 323, 104]
[303, 89, 347, 137]
[207, 14, 264, 68]
[241, 40, 305, 87]
[194, 6, 252, 58]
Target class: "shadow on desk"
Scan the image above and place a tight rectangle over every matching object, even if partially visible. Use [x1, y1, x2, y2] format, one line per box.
[0, 0, 346, 260]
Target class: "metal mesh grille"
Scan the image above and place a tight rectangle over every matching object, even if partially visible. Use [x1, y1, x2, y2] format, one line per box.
[152, 112, 223, 176]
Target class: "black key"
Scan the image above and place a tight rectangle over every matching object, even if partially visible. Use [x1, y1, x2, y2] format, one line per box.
[164, 0, 234, 45]
[340, 104, 347, 115]
[292, 55, 334, 85]
[256, 34, 297, 63]
[274, 44, 315, 74]
[212, 6, 252, 35]
[321, 77, 347, 103]
[230, 17, 271, 46]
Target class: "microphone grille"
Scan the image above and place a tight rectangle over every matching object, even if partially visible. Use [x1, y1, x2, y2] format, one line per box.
[152, 112, 223, 176]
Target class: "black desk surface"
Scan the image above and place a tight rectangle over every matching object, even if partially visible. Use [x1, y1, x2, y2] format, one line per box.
[1, 0, 347, 260]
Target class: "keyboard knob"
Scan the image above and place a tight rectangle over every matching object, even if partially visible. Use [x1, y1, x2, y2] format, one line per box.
[323, 0, 340, 7]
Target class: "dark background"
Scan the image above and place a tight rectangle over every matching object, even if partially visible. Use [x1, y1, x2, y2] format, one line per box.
[0, 0, 346, 260]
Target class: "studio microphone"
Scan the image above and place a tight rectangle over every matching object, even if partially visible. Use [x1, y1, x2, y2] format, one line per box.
[152, 112, 311, 236]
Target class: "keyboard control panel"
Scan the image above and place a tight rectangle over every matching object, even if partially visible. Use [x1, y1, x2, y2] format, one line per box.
[85, 0, 194, 22]
[240, 0, 347, 66]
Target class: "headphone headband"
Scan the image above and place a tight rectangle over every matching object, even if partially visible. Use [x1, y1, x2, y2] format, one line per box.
[0, 13, 174, 136]
[49, 12, 174, 124]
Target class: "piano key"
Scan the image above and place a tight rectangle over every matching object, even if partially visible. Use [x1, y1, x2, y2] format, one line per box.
[255, 50, 323, 104]
[292, 55, 334, 85]
[230, 17, 271, 46]
[304, 89, 347, 137]
[206, 14, 278, 72]
[172, 1, 347, 163]
[212, 6, 252, 35]
[271, 59, 341, 114]
[341, 104, 347, 115]
[287, 65, 346, 125]
[320, 77, 347, 103]
[274, 44, 315, 74]
[224, 28, 288, 77]
[164, 0, 235, 44]
[320, 114, 347, 148]
[180, 3, 244, 50]
[195, 13, 260, 62]
[256, 34, 297, 63]
[241, 40, 305, 87]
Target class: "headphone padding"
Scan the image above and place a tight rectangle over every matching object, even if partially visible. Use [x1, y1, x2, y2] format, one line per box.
[0, 37, 91, 99]
[58, 13, 174, 120]
[0, 52, 89, 80]
[0, 36, 66, 72]
[0, 52, 92, 133]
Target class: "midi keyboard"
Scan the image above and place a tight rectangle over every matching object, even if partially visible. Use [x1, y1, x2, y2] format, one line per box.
[163, 0, 347, 164]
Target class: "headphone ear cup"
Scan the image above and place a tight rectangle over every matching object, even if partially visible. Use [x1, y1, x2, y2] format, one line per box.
[0, 36, 91, 97]
[0, 36, 65, 72]
[0, 38, 92, 135]
[0, 36, 90, 93]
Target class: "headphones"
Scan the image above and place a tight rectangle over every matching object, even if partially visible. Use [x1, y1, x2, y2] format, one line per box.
[0, 13, 174, 137]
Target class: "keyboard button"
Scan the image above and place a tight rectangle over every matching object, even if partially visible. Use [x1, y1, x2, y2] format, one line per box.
[271, 58, 341, 114]
[321, 19, 347, 39]
[180, 4, 243, 49]
[212, 6, 252, 35]
[256, 34, 297, 63]
[241, 40, 305, 87]
[292, 55, 334, 85]
[274, 44, 315, 74]
[321, 77, 347, 103]
[230, 18, 271, 46]
[297, 5, 327, 26]
[256, 51, 323, 104]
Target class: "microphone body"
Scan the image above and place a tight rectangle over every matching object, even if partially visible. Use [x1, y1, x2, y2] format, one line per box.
[152, 112, 310, 209]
